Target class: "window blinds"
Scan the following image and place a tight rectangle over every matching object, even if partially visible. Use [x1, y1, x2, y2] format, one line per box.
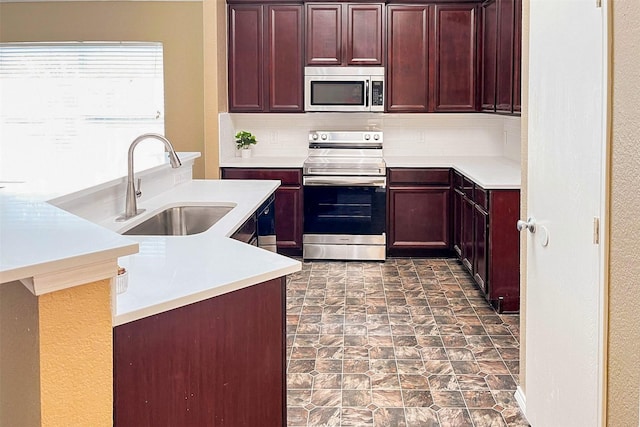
[0, 42, 166, 193]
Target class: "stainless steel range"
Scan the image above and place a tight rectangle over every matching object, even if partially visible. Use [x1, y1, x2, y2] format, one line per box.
[303, 131, 386, 261]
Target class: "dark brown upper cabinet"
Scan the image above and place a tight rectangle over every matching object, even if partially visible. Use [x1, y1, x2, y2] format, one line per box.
[387, 3, 478, 113]
[228, 4, 304, 112]
[480, 0, 498, 111]
[306, 3, 384, 66]
[386, 5, 430, 112]
[480, 0, 521, 114]
[512, 0, 522, 112]
[431, 3, 478, 112]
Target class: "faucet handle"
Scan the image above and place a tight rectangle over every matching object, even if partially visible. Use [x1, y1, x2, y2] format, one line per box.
[135, 178, 142, 198]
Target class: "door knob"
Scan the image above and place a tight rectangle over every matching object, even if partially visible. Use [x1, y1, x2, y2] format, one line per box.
[517, 217, 536, 233]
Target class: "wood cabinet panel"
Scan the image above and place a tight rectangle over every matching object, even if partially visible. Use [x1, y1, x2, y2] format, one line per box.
[432, 3, 478, 112]
[228, 5, 264, 112]
[346, 3, 384, 65]
[488, 190, 520, 311]
[306, 3, 342, 65]
[229, 4, 303, 112]
[388, 168, 450, 186]
[512, 0, 522, 112]
[386, 5, 430, 112]
[451, 169, 520, 312]
[306, 3, 383, 66]
[480, 0, 520, 114]
[453, 187, 463, 257]
[473, 203, 488, 292]
[495, 0, 514, 112]
[114, 278, 286, 426]
[221, 168, 303, 254]
[480, 0, 498, 111]
[221, 168, 302, 185]
[387, 167, 451, 256]
[274, 185, 303, 252]
[461, 193, 475, 272]
[388, 187, 451, 254]
[267, 5, 304, 111]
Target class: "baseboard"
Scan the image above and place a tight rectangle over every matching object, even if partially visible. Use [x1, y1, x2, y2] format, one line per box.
[515, 385, 527, 415]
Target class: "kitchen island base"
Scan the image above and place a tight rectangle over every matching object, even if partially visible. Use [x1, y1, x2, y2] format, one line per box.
[114, 277, 286, 426]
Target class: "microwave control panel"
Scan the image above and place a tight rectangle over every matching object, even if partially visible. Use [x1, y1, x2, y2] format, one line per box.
[371, 81, 384, 107]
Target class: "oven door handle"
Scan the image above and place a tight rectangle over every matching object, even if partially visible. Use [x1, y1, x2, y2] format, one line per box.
[303, 176, 387, 188]
[305, 167, 385, 175]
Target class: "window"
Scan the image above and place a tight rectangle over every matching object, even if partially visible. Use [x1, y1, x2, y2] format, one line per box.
[0, 42, 165, 194]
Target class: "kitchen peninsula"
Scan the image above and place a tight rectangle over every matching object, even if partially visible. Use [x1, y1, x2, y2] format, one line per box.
[0, 152, 301, 426]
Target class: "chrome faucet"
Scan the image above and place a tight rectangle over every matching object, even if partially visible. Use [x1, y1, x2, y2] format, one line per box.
[116, 133, 182, 221]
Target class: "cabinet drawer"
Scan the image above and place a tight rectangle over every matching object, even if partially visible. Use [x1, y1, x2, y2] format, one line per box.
[388, 168, 451, 186]
[475, 186, 488, 211]
[221, 168, 302, 185]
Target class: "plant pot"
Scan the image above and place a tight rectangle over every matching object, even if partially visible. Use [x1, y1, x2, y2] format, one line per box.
[240, 148, 252, 159]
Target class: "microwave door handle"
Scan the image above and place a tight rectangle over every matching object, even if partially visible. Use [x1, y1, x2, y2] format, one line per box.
[365, 80, 370, 107]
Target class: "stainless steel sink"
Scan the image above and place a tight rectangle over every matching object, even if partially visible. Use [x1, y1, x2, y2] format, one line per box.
[123, 205, 234, 236]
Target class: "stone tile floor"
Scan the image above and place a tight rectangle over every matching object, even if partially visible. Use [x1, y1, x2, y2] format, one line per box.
[285, 258, 530, 427]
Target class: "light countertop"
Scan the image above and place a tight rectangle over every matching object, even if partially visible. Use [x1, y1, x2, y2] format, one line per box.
[384, 156, 521, 189]
[0, 188, 138, 286]
[1, 154, 301, 325]
[221, 155, 521, 189]
[97, 179, 301, 326]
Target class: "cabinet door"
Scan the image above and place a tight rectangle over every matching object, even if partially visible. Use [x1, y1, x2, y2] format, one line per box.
[461, 194, 475, 273]
[480, 0, 498, 112]
[453, 188, 464, 257]
[275, 186, 303, 252]
[387, 5, 430, 112]
[388, 186, 450, 254]
[431, 3, 478, 112]
[306, 4, 342, 65]
[346, 3, 384, 65]
[114, 278, 285, 426]
[495, 0, 515, 112]
[512, 0, 522, 112]
[266, 5, 304, 112]
[487, 190, 520, 312]
[473, 204, 489, 293]
[228, 5, 265, 112]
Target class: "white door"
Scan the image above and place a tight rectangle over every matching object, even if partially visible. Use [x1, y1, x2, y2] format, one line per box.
[524, 0, 607, 426]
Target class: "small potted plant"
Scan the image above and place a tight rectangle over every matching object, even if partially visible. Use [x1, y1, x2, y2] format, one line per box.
[235, 130, 257, 159]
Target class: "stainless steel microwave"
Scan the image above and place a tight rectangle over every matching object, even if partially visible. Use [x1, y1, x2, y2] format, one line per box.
[304, 67, 385, 112]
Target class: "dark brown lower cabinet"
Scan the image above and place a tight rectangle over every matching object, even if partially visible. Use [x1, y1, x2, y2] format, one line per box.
[452, 169, 520, 312]
[461, 192, 475, 271]
[485, 190, 520, 312]
[221, 168, 303, 255]
[473, 202, 489, 292]
[114, 277, 286, 427]
[387, 168, 452, 257]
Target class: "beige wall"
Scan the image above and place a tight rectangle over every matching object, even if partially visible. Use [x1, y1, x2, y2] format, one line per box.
[0, 279, 113, 426]
[0, 1, 207, 178]
[607, 1, 640, 425]
[38, 279, 113, 426]
[0, 281, 41, 427]
[203, 0, 226, 179]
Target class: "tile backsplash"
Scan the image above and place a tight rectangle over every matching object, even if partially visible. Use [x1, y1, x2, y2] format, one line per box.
[220, 113, 521, 162]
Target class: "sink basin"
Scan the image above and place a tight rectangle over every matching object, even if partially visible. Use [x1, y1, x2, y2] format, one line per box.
[123, 205, 234, 236]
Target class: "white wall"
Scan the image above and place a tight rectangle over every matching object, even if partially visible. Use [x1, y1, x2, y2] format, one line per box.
[220, 113, 521, 161]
